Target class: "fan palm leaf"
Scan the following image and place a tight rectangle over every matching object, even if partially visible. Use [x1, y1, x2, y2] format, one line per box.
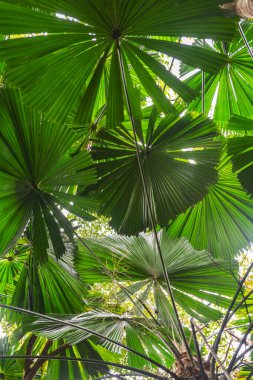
[12, 255, 85, 316]
[44, 340, 109, 380]
[181, 21, 253, 128]
[13, 332, 109, 380]
[0, 0, 236, 126]
[227, 116, 253, 197]
[24, 311, 174, 371]
[85, 109, 221, 235]
[0, 338, 23, 379]
[169, 145, 253, 259]
[75, 230, 238, 322]
[0, 88, 98, 263]
[0, 244, 27, 301]
[0, 242, 86, 316]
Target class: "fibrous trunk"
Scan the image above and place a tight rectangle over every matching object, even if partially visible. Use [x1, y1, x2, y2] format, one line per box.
[175, 352, 217, 379]
[221, 0, 253, 18]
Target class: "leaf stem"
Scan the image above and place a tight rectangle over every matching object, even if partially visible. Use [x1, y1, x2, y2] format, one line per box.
[227, 321, 253, 373]
[116, 38, 194, 365]
[191, 320, 209, 380]
[75, 233, 180, 357]
[230, 343, 253, 370]
[202, 39, 205, 114]
[0, 355, 168, 380]
[238, 22, 253, 60]
[0, 304, 177, 378]
[192, 320, 231, 380]
[210, 262, 253, 375]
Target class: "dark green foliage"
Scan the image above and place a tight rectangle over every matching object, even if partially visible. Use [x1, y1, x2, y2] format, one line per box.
[0, 0, 236, 125]
[86, 110, 221, 235]
[0, 89, 97, 263]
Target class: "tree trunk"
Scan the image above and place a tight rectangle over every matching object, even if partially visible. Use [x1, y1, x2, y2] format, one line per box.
[23, 342, 70, 380]
[174, 352, 217, 380]
[221, 0, 253, 18]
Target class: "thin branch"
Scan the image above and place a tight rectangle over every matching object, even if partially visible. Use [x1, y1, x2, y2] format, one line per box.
[226, 330, 243, 344]
[124, 285, 181, 355]
[221, 339, 233, 366]
[192, 320, 231, 380]
[231, 344, 253, 369]
[227, 288, 253, 324]
[116, 37, 194, 366]
[202, 39, 205, 114]
[230, 266, 252, 326]
[76, 233, 180, 358]
[227, 321, 253, 373]
[238, 22, 253, 60]
[210, 262, 253, 375]
[0, 355, 168, 380]
[0, 304, 178, 378]
[206, 323, 251, 345]
[191, 320, 208, 380]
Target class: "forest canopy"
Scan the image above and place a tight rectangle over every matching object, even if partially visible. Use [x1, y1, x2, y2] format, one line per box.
[0, 1, 252, 379]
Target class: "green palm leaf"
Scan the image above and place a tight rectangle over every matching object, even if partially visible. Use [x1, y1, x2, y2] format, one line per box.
[12, 255, 85, 316]
[227, 116, 253, 197]
[0, 241, 86, 315]
[25, 311, 174, 371]
[85, 109, 221, 235]
[0, 338, 23, 379]
[0, 245, 27, 301]
[0, 88, 98, 263]
[224, 115, 253, 134]
[15, 332, 109, 380]
[0, 0, 235, 125]
[181, 21, 253, 128]
[45, 340, 109, 380]
[169, 145, 253, 259]
[75, 230, 238, 322]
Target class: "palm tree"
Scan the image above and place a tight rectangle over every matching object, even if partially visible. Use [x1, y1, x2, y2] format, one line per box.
[0, 1, 252, 379]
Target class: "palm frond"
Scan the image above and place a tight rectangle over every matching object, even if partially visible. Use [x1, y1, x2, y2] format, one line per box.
[181, 21, 253, 128]
[0, 88, 98, 263]
[0, 0, 236, 125]
[227, 116, 253, 197]
[75, 230, 238, 322]
[84, 109, 221, 235]
[24, 310, 174, 371]
[169, 144, 253, 259]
